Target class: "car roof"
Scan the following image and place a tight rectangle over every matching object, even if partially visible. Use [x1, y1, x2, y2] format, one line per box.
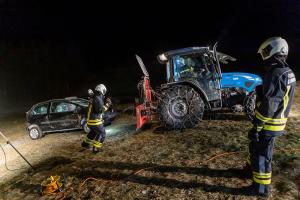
[31, 97, 88, 108]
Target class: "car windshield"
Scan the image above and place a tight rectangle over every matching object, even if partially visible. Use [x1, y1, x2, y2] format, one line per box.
[69, 98, 88, 107]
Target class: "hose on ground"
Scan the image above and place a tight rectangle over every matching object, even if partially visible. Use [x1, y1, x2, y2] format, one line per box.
[0, 144, 27, 171]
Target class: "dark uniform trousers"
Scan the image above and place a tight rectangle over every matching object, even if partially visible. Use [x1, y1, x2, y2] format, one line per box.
[248, 131, 275, 194]
[85, 124, 106, 149]
[247, 64, 296, 195]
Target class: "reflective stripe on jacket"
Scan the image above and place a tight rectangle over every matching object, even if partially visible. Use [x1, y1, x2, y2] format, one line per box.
[87, 94, 109, 126]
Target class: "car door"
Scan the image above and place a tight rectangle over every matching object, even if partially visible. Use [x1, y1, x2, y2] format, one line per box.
[29, 102, 51, 131]
[48, 101, 79, 130]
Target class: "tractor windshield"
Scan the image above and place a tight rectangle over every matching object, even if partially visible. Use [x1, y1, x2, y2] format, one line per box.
[173, 53, 214, 80]
[172, 53, 221, 101]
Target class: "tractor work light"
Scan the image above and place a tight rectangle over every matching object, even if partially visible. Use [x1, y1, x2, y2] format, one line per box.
[158, 53, 168, 62]
[106, 127, 113, 135]
[105, 127, 120, 136]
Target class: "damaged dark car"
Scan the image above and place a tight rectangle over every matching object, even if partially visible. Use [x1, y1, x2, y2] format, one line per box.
[26, 97, 116, 140]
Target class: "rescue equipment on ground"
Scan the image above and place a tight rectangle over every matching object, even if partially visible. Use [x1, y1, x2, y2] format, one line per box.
[41, 175, 63, 195]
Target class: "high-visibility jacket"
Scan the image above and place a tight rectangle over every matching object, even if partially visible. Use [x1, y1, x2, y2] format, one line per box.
[87, 94, 109, 126]
[255, 64, 296, 135]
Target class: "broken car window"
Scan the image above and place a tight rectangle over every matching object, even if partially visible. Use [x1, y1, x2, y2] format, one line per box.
[50, 102, 76, 113]
[32, 103, 48, 115]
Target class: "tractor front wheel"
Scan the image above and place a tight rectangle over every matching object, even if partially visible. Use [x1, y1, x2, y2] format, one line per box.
[157, 85, 204, 130]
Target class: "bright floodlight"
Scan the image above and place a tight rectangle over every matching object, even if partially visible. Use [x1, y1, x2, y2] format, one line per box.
[158, 53, 167, 62]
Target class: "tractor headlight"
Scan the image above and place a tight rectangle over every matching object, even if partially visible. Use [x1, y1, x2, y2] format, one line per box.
[158, 53, 168, 62]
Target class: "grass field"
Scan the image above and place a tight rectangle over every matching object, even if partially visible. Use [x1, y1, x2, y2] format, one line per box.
[0, 87, 299, 200]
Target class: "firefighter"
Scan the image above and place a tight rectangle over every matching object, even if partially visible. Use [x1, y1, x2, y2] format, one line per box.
[245, 37, 296, 197]
[81, 84, 111, 153]
[177, 57, 197, 77]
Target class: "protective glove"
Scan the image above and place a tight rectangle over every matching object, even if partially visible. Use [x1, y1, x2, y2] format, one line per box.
[105, 97, 112, 107]
[248, 128, 259, 142]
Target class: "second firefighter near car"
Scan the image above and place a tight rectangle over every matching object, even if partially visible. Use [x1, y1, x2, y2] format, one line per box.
[81, 84, 112, 153]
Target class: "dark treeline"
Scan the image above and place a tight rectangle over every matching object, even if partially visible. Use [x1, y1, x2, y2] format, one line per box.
[0, 40, 153, 110]
[0, 40, 83, 107]
[0, 0, 300, 112]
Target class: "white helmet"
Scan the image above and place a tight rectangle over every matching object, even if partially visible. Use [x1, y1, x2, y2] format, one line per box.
[257, 37, 288, 60]
[88, 89, 94, 96]
[95, 84, 107, 95]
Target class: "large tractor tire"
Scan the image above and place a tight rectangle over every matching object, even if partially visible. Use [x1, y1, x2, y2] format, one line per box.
[244, 91, 256, 121]
[157, 85, 205, 130]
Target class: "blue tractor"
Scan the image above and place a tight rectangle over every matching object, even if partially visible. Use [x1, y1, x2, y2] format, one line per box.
[135, 45, 262, 130]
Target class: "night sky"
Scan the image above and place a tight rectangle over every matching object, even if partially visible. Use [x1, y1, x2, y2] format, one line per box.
[0, 0, 300, 111]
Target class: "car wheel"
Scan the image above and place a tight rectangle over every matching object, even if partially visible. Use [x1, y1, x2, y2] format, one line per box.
[28, 125, 43, 140]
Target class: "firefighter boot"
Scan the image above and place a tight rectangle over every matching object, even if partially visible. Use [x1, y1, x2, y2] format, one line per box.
[81, 136, 93, 150]
[92, 141, 103, 154]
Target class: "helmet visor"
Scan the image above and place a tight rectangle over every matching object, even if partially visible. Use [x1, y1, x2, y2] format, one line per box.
[260, 44, 272, 59]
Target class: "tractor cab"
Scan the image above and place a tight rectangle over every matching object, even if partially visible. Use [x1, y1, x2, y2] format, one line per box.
[157, 46, 236, 105]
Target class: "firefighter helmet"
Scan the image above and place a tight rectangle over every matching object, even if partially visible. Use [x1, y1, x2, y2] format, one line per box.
[88, 89, 94, 96]
[95, 84, 107, 95]
[257, 37, 288, 60]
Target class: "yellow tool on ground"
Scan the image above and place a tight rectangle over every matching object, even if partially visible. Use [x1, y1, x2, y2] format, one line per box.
[41, 175, 63, 195]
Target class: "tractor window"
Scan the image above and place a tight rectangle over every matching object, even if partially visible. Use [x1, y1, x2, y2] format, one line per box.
[173, 54, 212, 80]
[166, 62, 171, 82]
[172, 53, 221, 101]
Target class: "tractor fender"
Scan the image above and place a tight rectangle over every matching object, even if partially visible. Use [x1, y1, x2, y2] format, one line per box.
[164, 81, 211, 109]
[221, 72, 263, 93]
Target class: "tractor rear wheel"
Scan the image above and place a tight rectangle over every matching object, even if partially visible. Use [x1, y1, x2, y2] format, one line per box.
[157, 85, 204, 130]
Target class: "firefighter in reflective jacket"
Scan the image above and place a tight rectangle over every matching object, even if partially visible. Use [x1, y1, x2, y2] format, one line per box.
[81, 84, 111, 153]
[246, 37, 296, 197]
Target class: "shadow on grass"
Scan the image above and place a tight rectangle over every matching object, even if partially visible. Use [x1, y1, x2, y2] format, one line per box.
[32, 156, 74, 172]
[75, 160, 247, 178]
[2, 157, 254, 197]
[72, 160, 252, 195]
[204, 112, 249, 121]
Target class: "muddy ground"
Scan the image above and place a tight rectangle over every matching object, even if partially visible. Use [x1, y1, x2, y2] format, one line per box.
[0, 90, 299, 200]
